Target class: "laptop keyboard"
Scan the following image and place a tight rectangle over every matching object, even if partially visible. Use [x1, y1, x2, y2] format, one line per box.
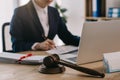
[59, 51, 78, 63]
[66, 57, 77, 62]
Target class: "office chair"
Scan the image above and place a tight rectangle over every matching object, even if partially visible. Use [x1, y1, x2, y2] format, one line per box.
[2, 22, 13, 52]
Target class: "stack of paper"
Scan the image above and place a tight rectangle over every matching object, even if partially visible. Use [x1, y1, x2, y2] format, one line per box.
[103, 51, 120, 73]
[0, 52, 45, 65]
[46, 45, 78, 55]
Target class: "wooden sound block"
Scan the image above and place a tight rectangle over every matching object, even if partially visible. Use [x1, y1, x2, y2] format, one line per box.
[38, 64, 65, 74]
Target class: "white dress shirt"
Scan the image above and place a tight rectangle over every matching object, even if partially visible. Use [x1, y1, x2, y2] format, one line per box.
[32, 0, 49, 37]
[32, 0, 50, 50]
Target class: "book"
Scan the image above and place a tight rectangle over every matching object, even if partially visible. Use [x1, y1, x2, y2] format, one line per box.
[108, 7, 120, 13]
[92, 0, 101, 17]
[108, 13, 120, 18]
[103, 51, 120, 73]
[0, 52, 45, 65]
[108, 7, 120, 18]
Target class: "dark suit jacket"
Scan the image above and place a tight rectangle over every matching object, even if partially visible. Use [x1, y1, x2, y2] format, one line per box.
[10, 1, 80, 52]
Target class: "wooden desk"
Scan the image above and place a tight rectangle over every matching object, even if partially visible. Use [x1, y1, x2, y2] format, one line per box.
[0, 51, 120, 80]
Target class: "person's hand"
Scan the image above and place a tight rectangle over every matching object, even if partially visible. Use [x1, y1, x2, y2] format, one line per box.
[34, 39, 56, 50]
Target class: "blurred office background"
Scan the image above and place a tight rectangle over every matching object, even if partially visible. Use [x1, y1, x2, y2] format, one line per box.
[0, 0, 120, 52]
[0, 0, 85, 52]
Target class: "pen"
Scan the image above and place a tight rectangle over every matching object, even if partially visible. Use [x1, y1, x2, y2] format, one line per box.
[42, 34, 47, 40]
[42, 34, 56, 48]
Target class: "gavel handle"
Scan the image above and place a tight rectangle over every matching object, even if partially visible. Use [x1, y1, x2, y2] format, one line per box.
[59, 60, 105, 78]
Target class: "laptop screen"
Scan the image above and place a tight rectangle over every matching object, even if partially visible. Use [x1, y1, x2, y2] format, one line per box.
[77, 20, 120, 64]
[61, 20, 120, 65]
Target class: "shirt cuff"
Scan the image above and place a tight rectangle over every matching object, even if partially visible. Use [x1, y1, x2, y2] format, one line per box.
[31, 42, 39, 50]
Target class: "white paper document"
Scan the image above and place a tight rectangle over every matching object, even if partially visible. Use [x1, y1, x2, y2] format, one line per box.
[46, 45, 78, 55]
[103, 51, 120, 73]
[0, 52, 45, 65]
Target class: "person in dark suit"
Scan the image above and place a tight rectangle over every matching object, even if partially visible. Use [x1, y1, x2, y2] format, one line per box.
[10, 0, 80, 52]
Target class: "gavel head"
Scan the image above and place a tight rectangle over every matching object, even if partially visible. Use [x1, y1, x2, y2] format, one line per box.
[43, 54, 60, 68]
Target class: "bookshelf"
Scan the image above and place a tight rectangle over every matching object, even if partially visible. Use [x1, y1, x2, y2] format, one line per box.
[85, 0, 120, 21]
[85, 0, 106, 21]
[85, 0, 106, 17]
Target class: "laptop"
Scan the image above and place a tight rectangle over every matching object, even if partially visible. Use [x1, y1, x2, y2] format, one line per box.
[61, 20, 120, 65]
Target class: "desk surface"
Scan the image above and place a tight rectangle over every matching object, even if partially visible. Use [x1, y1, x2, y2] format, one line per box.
[0, 51, 120, 80]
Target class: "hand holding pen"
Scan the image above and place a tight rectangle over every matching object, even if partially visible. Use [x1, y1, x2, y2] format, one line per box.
[34, 39, 56, 51]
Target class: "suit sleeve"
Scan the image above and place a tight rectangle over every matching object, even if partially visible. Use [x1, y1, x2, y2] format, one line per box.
[10, 8, 34, 52]
[55, 9, 80, 46]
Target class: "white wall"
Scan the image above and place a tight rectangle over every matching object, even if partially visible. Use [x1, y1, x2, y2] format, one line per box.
[52, 0, 85, 45]
[18, 0, 30, 6]
[49, 0, 85, 36]
[60, 0, 85, 36]
[0, 0, 18, 52]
